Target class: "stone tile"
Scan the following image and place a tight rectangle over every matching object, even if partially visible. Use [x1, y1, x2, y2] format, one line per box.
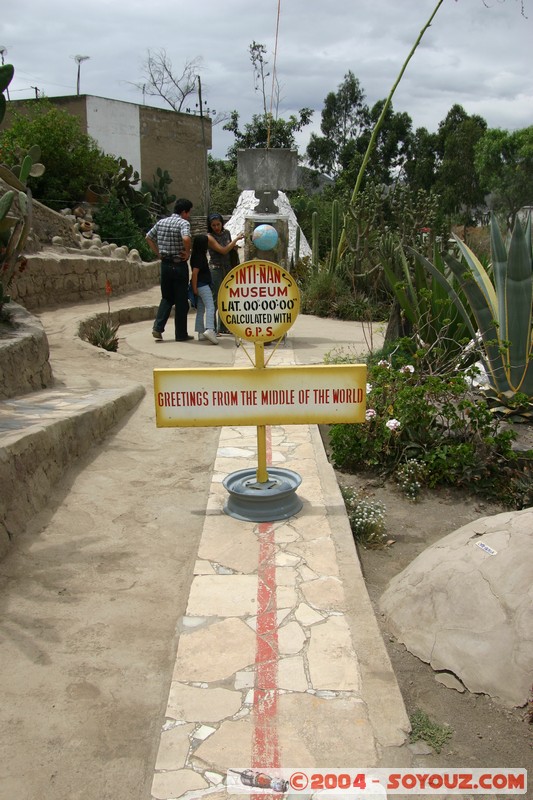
[276, 566, 298, 586]
[277, 585, 298, 609]
[199, 523, 259, 574]
[181, 616, 207, 629]
[288, 538, 339, 577]
[301, 576, 346, 612]
[290, 442, 316, 461]
[278, 693, 377, 765]
[298, 478, 325, 505]
[194, 559, 216, 574]
[218, 447, 255, 458]
[278, 655, 308, 691]
[308, 616, 361, 691]
[166, 683, 243, 722]
[298, 565, 319, 582]
[193, 724, 217, 741]
[234, 669, 255, 690]
[193, 719, 253, 771]
[295, 602, 324, 626]
[187, 575, 258, 617]
[275, 551, 301, 567]
[173, 618, 256, 682]
[152, 768, 208, 799]
[274, 525, 300, 543]
[290, 513, 330, 540]
[246, 608, 290, 631]
[278, 620, 306, 655]
[154, 723, 195, 770]
[205, 772, 226, 786]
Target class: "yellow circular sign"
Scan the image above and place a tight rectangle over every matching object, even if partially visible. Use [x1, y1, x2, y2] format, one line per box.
[218, 259, 300, 341]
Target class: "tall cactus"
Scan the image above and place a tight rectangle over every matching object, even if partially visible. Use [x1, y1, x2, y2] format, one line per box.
[0, 65, 45, 315]
[311, 210, 319, 272]
[294, 225, 301, 266]
[328, 199, 341, 273]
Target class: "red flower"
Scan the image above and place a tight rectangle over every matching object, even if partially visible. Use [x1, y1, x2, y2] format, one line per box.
[105, 279, 113, 296]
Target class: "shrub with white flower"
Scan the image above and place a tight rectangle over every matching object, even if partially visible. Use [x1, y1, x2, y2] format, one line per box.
[366, 383, 372, 394]
[327, 346, 527, 508]
[341, 486, 387, 547]
[395, 459, 428, 502]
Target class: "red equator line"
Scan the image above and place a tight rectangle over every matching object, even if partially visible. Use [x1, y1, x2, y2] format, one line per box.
[252, 425, 280, 771]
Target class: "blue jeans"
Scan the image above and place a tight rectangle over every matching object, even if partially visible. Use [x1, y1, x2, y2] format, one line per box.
[153, 260, 189, 339]
[194, 283, 216, 333]
[210, 267, 229, 333]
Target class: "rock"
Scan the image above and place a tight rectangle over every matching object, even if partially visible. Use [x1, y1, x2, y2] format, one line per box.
[407, 741, 434, 755]
[435, 671, 466, 693]
[380, 508, 533, 707]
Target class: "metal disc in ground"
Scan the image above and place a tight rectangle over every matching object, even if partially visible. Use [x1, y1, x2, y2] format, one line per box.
[223, 468, 303, 522]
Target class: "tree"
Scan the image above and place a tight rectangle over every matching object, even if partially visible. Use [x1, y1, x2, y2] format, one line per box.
[207, 155, 239, 215]
[434, 104, 487, 224]
[136, 49, 200, 112]
[249, 41, 270, 117]
[223, 108, 312, 164]
[306, 71, 369, 178]
[404, 126, 439, 193]
[474, 126, 533, 229]
[0, 100, 116, 209]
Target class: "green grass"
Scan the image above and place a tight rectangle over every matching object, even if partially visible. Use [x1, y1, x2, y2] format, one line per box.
[409, 709, 453, 753]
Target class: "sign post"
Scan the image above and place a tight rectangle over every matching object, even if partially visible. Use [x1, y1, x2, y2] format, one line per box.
[153, 259, 366, 521]
[219, 258, 300, 486]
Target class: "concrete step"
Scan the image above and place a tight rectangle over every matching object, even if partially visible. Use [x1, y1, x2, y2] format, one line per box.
[0, 384, 144, 558]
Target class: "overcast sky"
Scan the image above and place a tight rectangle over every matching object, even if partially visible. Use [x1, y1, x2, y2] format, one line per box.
[3, 0, 532, 160]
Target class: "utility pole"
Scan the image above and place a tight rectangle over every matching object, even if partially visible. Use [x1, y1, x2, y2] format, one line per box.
[197, 75, 210, 215]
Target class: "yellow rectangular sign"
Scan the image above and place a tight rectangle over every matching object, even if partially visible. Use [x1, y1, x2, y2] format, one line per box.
[154, 364, 366, 427]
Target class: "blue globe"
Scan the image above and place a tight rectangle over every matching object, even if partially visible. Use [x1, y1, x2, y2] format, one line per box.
[252, 224, 279, 251]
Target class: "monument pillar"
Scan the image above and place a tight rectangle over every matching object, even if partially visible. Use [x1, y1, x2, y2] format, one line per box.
[237, 148, 298, 268]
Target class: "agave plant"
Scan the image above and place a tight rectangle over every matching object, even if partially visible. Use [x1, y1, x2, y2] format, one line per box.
[417, 215, 532, 406]
[382, 232, 475, 369]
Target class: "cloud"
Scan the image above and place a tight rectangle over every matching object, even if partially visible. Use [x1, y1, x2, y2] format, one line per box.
[2, 0, 532, 159]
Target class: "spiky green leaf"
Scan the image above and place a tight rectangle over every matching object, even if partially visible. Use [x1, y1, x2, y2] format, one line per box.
[504, 217, 533, 392]
[0, 190, 15, 220]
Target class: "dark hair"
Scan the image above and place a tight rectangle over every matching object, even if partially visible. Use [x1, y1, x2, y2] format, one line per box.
[191, 233, 208, 257]
[207, 212, 224, 233]
[174, 198, 193, 214]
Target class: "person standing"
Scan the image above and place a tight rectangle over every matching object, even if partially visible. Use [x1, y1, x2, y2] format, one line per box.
[146, 198, 193, 342]
[190, 234, 218, 344]
[207, 213, 243, 334]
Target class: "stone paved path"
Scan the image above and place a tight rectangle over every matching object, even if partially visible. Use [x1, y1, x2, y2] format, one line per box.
[0, 289, 411, 800]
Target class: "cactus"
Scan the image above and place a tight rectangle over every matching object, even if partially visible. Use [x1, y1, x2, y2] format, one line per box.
[328, 199, 341, 273]
[311, 210, 319, 272]
[294, 225, 300, 265]
[142, 166, 176, 216]
[0, 65, 45, 315]
[0, 64, 14, 125]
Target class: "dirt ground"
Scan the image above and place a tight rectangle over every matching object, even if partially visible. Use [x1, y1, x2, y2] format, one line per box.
[322, 427, 533, 778]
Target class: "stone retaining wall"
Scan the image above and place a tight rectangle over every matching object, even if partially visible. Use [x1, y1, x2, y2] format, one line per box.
[0, 384, 145, 559]
[10, 248, 160, 310]
[0, 303, 53, 400]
